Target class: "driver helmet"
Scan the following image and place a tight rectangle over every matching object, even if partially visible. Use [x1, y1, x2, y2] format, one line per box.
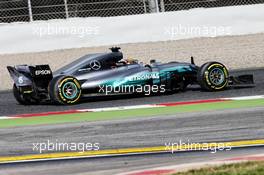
[124, 58, 138, 64]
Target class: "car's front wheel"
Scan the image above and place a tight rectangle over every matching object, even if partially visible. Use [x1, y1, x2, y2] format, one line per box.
[197, 62, 229, 91]
[48, 76, 82, 105]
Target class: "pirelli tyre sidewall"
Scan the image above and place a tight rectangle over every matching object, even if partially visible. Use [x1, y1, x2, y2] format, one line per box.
[49, 76, 82, 105]
[198, 62, 229, 91]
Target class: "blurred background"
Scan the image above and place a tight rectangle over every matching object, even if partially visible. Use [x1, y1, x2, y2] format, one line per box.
[1, 0, 264, 23]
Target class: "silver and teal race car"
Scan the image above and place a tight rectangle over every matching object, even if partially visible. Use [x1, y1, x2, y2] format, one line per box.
[7, 47, 254, 105]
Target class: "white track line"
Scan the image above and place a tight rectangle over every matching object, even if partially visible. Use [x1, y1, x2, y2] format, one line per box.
[224, 95, 264, 101]
[223, 95, 264, 101]
[0, 116, 17, 120]
[77, 104, 163, 112]
[78, 95, 264, 113]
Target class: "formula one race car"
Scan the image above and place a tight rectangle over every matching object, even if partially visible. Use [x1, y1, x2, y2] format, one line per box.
[7, 47, 254, 105]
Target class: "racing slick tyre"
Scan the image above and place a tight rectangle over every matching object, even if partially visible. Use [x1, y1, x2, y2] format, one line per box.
[13, 84, 38, 105]
[197, 62, 229, 91]
[48, 76, 82, 105]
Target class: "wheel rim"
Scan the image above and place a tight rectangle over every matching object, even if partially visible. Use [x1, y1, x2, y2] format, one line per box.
[62, 82, 78, 99]
[209, 68, 225, 86]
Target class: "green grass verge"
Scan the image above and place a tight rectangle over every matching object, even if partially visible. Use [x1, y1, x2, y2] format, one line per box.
[172, 161, 264, 175]
[1, 99, 264, 128]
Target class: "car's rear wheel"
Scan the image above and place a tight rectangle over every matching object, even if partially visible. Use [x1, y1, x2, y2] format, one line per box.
[13, 84, 37, 105]
[48, 76, 82, 105]
[197, 62, 229, 91]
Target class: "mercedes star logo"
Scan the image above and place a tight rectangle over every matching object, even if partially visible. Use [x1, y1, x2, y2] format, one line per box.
[90, 60, 101, 70]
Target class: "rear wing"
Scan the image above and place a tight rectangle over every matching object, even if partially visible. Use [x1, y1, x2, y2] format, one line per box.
[29, 65, 53, 79]
[7, 65, 53, 88]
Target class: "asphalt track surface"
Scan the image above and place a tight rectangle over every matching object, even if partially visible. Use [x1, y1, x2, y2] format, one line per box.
[0, 68, 264, 116]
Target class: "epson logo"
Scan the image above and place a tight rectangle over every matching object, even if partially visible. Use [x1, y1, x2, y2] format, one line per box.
[35, 70, 51, 76]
